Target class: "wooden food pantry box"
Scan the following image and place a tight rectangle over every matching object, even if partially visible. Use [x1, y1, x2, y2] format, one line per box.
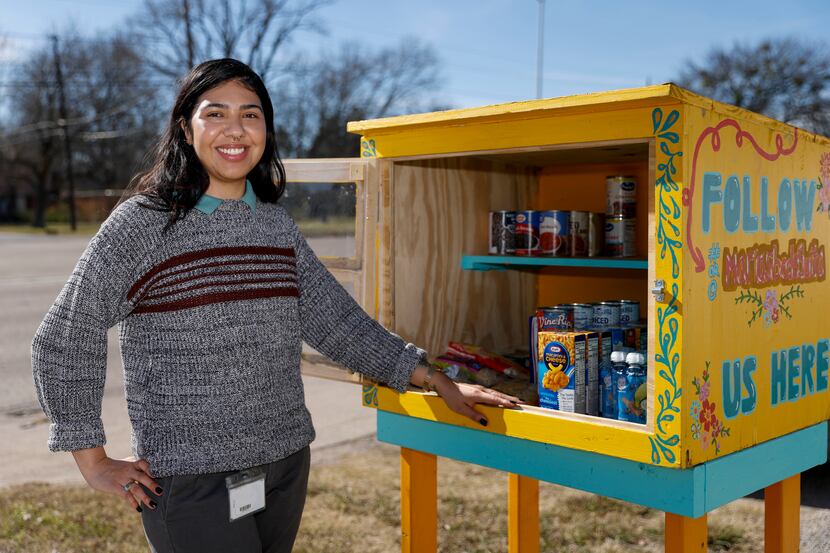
[286, 84, 829, 523]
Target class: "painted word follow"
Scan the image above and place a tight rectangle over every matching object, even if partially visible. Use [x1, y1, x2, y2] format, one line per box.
[701, 172, 816, 234]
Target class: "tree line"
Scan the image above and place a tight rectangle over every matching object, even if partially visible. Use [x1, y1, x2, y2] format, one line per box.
[0, 1, 828, 228]
[0, 0, 444, 226]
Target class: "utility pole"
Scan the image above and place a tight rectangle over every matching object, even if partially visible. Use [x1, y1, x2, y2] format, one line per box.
[51, 34, 77, 231]
[536, 0, 546, 99]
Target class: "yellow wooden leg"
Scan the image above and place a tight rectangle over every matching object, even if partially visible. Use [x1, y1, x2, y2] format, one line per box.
[508, 473, 539, 553]
[764, 474, 800, 553]
[401, 447, 437, 553]
[665, 513, 707, 553]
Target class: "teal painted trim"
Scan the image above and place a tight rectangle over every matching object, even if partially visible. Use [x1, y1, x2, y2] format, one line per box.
[461, 255, 648, 271]
[377, 411, 704, 516]
[377, 411, 828, 517]
[702, 422, 828, 512]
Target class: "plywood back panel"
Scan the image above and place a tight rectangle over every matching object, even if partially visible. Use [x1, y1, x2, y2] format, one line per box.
[536, 161, 650, 309]
[393, 158, 537, 355]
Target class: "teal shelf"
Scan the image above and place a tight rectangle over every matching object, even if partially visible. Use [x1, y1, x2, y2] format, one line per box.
[461, 255, 648, 271]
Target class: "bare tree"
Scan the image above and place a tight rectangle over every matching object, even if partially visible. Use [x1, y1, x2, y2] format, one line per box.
[274, 37, 444, 158]
[1, 31, 161, 226]
[677, 37, 830, 136]
[132, 0, 329, 82]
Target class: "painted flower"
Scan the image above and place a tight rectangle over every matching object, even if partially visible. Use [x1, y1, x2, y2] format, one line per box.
[690, 400, 702, 420]
[772, 307, 780, 323]
[699, 381, 710, 402]
[764, 289, 778, 312]
[700, 400, 716, 431]
[820, 152, 830, 185]
[711, 417, 723, 437]
[691, 421, 701, 440]
[820, 181, 830, 208]
[701, 430, 711, 451]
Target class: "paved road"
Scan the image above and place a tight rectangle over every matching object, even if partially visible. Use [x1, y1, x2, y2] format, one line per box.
[0, 231, 371, 486]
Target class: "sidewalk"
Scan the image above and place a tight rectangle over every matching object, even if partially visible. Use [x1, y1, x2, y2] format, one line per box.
[1, 374, 375, 487]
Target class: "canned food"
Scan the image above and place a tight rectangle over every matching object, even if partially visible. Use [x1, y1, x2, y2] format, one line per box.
[514, 211, 541, 255]
[569, 210, 589, 256]
[489, 211, 516, 254]
[592, 301, 621, 329]
[536, 306, 574, 331]
[539, 210, 570, 256]
[619, 300, 640, 325]
[606, 176, 637, 218]
[605, 216, 636, 257]
[570, 303, 593, 330]
[587, 212, 605, 257]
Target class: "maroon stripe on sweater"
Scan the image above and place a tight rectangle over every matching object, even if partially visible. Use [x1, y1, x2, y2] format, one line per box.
[143, 276, 298, 301]
[128, 246, 296, 301]
[132, 286, 299, 314]
[151, 267, 297, 293]
[134, 258, 297, 300]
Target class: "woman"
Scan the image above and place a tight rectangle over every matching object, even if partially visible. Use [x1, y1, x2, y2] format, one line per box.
[31, 58, 519, 553]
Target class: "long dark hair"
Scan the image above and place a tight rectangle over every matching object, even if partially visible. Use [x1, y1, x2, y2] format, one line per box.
[123, 58, 286, 231]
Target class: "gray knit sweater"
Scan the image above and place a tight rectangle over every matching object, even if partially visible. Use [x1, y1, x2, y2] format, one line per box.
[31, 192, 423, 477]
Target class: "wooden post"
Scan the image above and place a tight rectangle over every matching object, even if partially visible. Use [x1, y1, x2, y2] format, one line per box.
[401, 447, 437, 553]
[764, 474, 800, 553]
[508, 473, 539, 553]
[665, 513, 707, 553]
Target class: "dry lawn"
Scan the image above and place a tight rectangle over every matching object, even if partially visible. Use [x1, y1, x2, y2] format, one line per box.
[0, 442, 765, 552]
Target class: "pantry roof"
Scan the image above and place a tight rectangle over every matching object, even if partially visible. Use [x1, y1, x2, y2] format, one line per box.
[346, 84, 825, 145]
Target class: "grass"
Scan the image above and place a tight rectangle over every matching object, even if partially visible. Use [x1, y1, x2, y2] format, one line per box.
[0, 442, 765, 553]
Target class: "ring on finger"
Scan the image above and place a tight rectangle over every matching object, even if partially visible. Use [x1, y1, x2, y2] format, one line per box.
[122, 480, 138, 493]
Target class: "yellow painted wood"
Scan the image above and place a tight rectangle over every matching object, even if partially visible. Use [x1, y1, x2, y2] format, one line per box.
[401, 447, 437, 553]
[681, 100, 830, 465]
[665, 513, 708, 553]
[764, 474, 801, 553]
[377, 387, 660, 466]
[349, 81, 830, 468]
[347, 84, 678, 134]
[508, 474, 539, 553]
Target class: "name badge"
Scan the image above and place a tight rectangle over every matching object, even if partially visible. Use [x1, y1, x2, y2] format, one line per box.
[225, 468, 266, 522]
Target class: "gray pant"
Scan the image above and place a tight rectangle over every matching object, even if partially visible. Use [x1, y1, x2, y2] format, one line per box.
[139, 446, 311, 553]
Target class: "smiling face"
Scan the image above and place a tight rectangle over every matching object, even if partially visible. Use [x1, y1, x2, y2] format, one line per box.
[184, 79, 267, 196]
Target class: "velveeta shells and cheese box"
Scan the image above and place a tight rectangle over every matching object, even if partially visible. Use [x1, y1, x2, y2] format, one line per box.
[537, 331, 588, 413]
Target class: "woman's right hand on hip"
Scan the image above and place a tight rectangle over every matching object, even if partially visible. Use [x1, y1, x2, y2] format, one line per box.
[72, 446, 163, 512]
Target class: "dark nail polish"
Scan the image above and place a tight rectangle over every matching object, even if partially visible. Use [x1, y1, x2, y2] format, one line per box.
[149, 500, 157, 509]
[136, 506, 143, 513]
[155, 487, 163, 494]
[479, 418, 488, 427]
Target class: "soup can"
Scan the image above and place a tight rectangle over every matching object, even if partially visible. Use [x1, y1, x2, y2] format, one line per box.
[592, 301, 621, 329]
[539, 210, 570, 256]
[489, 211, 516, 254]
[570, 303, 594, 330]
[606, 175, 637, 218]
[605, 216, 636, 257]
[619, 300, 640, 325]
[569, 210, 589, 256]
[587, 212, 605, 257]
[536, 306, 574, 331]
[514, 210, 541, 255]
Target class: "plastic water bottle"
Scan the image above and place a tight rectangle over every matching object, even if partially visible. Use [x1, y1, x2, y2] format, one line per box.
[619, 352, 647, 424]
[610, 351, 627, 421]
[599, 348, 618, 419]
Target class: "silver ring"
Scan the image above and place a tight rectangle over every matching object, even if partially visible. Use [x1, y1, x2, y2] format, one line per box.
[122, 480, 137, 493]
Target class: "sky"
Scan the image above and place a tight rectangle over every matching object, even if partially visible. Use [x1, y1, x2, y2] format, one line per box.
[1, 0, 828, 110]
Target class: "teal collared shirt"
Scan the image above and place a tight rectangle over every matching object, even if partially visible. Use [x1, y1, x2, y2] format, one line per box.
[194, 180, 257, 215]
